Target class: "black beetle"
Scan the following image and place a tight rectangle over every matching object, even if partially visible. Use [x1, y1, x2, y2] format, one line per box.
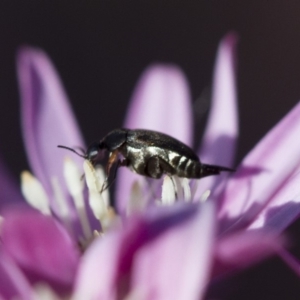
[58, 128, 234, 191]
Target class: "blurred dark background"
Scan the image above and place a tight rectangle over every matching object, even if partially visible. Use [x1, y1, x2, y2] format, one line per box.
[0, 1, 300, 299]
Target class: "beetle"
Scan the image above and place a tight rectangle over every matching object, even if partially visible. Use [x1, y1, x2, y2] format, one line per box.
[58, 128, 234, 191]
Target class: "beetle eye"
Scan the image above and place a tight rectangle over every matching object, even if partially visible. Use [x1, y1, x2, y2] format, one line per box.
[88, 150, 98, 160]
[86, 142, 100, 162]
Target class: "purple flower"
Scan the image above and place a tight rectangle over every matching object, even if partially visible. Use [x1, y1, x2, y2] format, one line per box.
[73, 202, 215, 300]
[0, 32, 298, 299]
[0, 207, 80, 296]
[115, 33, 292, 278]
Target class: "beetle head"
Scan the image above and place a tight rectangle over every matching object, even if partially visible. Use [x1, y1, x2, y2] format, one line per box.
[58, 129, 127, 165]
[86, 141, 103, 163]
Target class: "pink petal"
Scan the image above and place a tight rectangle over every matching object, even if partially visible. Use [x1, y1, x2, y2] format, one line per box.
[248, 170, 300, 231]
[218, 100, 300, 231]
[0, 253, 32, 300]
[196, 33, 238, 200]
[116, 65, 193, 214]
[2, 207, 80, 294]
[74, 202, 209, 299]
[213, 230, 283, 278]
[130, 201, 215, 300]
[74, 231, 121, 300]
[0, 155, 23, 210]
[124, 65, 193, 144]
[17, 48, 85, 197]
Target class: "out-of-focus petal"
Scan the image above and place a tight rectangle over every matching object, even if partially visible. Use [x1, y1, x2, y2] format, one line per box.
[0, 253, 32, 300]
[74, 202, 205, 300]
[213, 230, 283, 278]
[1, 207, 80, 294]
[17, 48, 85, 197]
[218, 100, 300, 231]
[196, 33, 238, 200]
[0, 155, 23, 210]
[130, 201, 215, 300]
[124, 65, 193, 144]
[116, 65, 193, 214]
[248, 168, 300, 231]
[73, 231, 121, 300]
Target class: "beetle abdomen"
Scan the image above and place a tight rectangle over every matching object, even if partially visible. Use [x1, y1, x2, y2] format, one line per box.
[175, 158, 201, 178]
[169, 152, 233, 179]
[168, 152, 199, 178]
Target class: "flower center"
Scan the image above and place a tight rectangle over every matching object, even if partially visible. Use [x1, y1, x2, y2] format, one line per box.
[21, 158, 209, 247]
[20, 158, 118, 248]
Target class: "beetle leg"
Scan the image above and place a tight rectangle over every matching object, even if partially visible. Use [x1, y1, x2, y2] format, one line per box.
[106, 150, 119, 176]
[145, 156, 164, 179]
[101, 156, 129, 193]
[146, 156, 175, 179]
[100, 150, 118, 193]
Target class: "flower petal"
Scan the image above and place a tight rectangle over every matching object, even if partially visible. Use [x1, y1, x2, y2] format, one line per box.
[74, 202, 210, 300]
[0, 253, 32, 300]
[17, 48, 85, 197]
[248, 170, 300, 231]
[196, 33, 238, 200]
[1, 207, 80, 294]
[116, 65, 193, 214]
[124, 65, 193, 144]
[0, 154, 23, 210]
[218, 100, 300, 231]
[130, 201, 215, 300]
[213, 230, 283, 278]
[73, 230, 121, 300]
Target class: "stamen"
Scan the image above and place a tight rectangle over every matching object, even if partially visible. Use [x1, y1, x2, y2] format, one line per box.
[83, 160, 102, 193]
[32, 283, 61, 300]
[63, 158, 92, 240]
[200, 190, 211, 202]
[190, 180, 199, 199]
[127, 180, 147, 215]
[161, 176, 176, 205]
[63, 157, 84, 195]
[51, 177, 74, 235]
[94, 165, 109, 207]
[83, 160, 108, 220]
[181, 178, 192, 201]
[21, 171, 51, 215]
[0, 215, 4, 234]
[172, 176, 183, 199]
[89, 190, 107, 222]
[83, 160, 121, 231]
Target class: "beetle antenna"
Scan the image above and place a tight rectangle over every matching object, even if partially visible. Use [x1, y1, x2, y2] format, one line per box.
[73, 146, 86, 155]
[57, 145, 87, 159]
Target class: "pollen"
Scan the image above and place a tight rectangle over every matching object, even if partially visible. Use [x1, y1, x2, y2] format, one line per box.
[50, 176, 74, 234]
[21, 171, 51, 215]
[160, 175, 193, 205]
[200, 190, 211, 202]
[63, 158, 92, 240]
[161, 176, 176, 205]
[181, 178, 192, 201]
[83, 160, 120, 231]
[127, 180, 147, 215]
